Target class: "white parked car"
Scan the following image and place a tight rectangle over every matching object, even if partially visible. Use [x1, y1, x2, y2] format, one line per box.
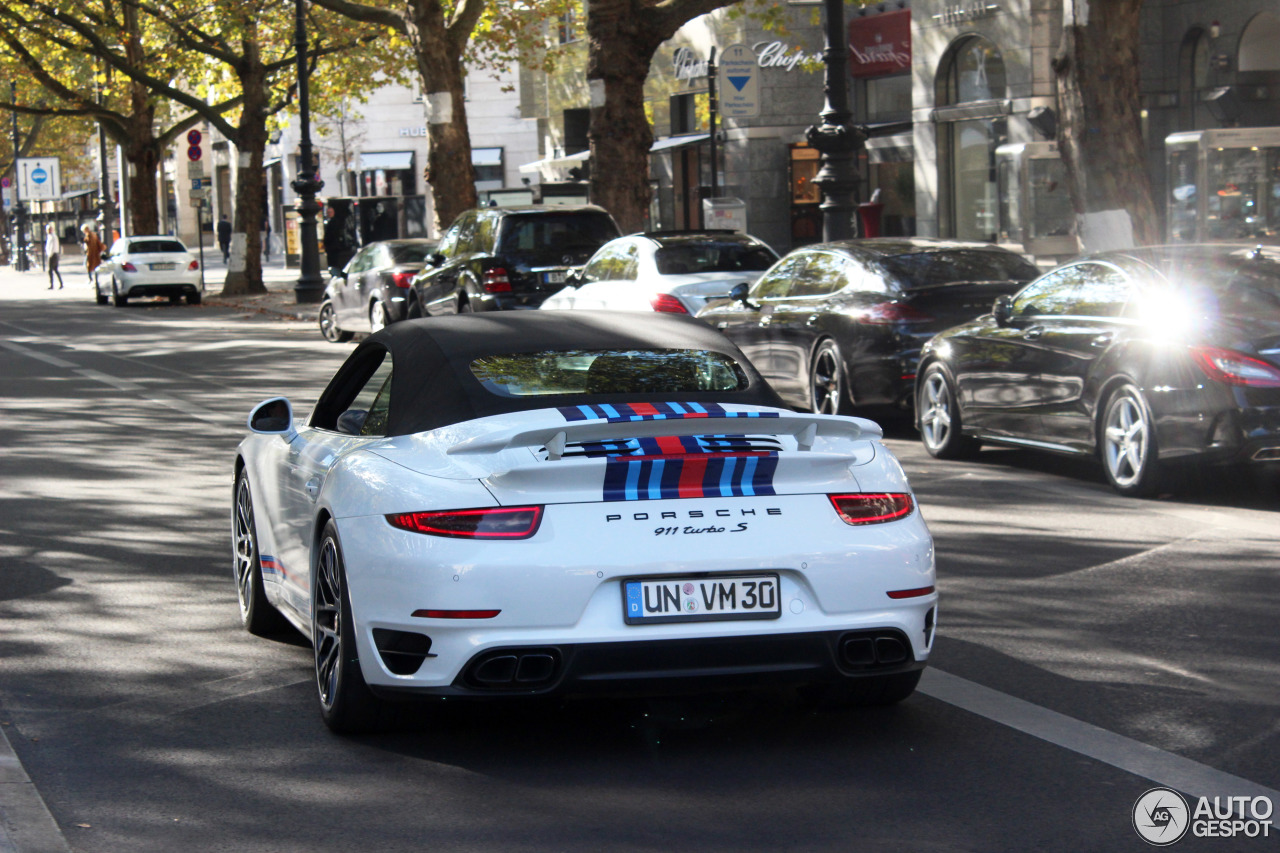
[97, 235, 204, 306]
[233, 312, 935, 733]
[540, 231, 779, 316]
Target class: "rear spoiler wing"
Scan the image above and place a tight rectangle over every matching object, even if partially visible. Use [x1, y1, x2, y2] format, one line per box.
[447, 411, 880, 460]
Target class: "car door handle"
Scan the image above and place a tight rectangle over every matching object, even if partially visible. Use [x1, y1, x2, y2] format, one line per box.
[1090, 333, 1114, 348]
[305, 478, 321, 501]
[1022, 326, 1045, 340]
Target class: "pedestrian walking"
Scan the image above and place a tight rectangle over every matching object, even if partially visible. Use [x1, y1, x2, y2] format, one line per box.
[216, 215, 231, 263]
[45, 224, 65, 289]
[81, 224, 104, 285]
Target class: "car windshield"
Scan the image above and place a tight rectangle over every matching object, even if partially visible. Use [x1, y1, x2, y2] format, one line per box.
[470, 349, 749, 397]
[496, 214, 620, 263]
[879, 251, 1039, 289]
[654, 241, 777, 275]
[129, 240, 186, 254]
[388, 243, 436, 264]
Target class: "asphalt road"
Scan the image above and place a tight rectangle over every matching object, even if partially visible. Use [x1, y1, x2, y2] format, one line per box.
[1, 273, 1277, 853]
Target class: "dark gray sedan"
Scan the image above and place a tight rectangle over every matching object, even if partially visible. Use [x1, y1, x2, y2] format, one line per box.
[318, 239, 438, 342]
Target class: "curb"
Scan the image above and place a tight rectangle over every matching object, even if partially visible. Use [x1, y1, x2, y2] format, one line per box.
[0, 723, 72, 853]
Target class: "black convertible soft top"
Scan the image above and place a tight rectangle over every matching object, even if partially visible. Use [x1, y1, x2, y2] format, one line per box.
[312, 311, 787, 437]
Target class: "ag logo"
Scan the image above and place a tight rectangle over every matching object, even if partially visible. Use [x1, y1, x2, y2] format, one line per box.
[1133, 787, 1190, 845]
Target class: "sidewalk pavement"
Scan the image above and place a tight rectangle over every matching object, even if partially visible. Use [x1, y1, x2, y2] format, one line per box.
[0, 251, 322, 326]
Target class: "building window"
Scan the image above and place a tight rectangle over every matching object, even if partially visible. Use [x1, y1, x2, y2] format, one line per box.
[936, 36, 1007, 241]
[473, 147, 504, 190]
[558, 8, 579, 45]
[357, 151, 415, 197]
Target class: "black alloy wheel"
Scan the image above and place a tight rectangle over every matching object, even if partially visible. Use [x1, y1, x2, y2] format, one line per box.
[313, 520, 389, 733]
[232, 472, 288, 636]
[318, 300, 353, 343]
[1100, 382, 1162, 497]
[917, 363, 982, 459]
[809, 340, 846, 415]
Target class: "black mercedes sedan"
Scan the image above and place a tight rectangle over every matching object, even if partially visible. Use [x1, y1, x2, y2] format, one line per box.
[697, 238, 1039, 416]
[319, 238, 439, 342]
[917, 244, 1280, 496]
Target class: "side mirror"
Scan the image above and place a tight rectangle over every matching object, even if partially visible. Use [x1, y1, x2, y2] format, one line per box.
[329, 267, 347, 280]
[566, 269, 583, 287]
[429, 253, 446, 267]
[730, 282, 750, 304]
[993, 295, 1013, 327]
[248, 397, 295, 438]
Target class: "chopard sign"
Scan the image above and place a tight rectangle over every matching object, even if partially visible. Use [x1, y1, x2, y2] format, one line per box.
[673, 47, 710, 81]
[753, 41, 823, 72]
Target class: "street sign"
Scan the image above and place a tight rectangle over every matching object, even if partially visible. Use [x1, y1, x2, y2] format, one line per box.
[187, 161, 204, 178]
[190, 188, 208, 200]
[186, 129, 203, 145]
[1, 177, 9, 188]
[17, 157, 63, 200]
[187, 145, 203, 161]
[717, 44, 760, 119]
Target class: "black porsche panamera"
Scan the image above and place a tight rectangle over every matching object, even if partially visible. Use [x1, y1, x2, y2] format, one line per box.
[917, 244, 1280, 496]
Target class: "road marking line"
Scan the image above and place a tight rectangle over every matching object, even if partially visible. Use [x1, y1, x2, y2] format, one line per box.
[2, 340, 231, 425]
[922, 668, 1280, 805]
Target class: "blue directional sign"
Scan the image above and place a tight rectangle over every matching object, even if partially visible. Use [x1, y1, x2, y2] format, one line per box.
[717, 44, 760, 119]
[31, 167, 48, 185]
[17, 157, 61, 201]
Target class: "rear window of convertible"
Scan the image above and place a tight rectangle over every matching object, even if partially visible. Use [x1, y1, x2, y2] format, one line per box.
[470, 349, 749, 397]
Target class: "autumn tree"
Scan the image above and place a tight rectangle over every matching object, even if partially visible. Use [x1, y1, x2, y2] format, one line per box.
[0, 0, 232, 236]
[583, 0, 745, 232]
[1053, 0, 1159, 248]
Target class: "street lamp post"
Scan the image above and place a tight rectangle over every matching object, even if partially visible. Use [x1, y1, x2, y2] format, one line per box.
[291, 0, 324, 304]
[96, 74, 114, 245]
[11, 81, 29, 272]
[804, 0, 866, 242]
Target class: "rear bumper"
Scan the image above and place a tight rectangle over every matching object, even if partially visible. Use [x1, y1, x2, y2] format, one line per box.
[368, 627, 931, 700]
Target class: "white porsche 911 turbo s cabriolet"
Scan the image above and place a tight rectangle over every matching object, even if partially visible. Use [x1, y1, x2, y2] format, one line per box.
[233, 312, 936, 733]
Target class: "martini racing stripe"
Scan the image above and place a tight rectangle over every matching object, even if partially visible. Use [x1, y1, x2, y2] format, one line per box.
[571, 434, 776, 458]
[558, 401, 782, 422]
[259, 555, 289, 580]
[603, 453, 779, 501]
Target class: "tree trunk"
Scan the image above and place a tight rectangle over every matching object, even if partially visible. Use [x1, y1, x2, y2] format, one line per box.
[1054, 0, 1159, 249]
[411, 11, 477, 231]
[586, 2, 661, 233]
[221, 62, 269, 296]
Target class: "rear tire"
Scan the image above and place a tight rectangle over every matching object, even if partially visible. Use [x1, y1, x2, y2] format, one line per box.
[1100, 383, 1162, 497]
[917, 363, 981, 459]
[314, 520, 390, 734]
[232, 472, 289, 636]
[808, 340, 847, 415]
[112, 278, 128, 307]
[188, 291, 202, 305]
[95, 285, 108, 306]
[370, 300, 389, 333]
[319, 300, 353, 343]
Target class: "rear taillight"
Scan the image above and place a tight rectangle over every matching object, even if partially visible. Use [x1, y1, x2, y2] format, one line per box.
[188, 260, 199, 271]
[650, 293, 689, 314]
[386, 505, 543, 539]
[391, 271, 415, 289]
[857, 302, 933, 325]
[122, 262, 137, 272]
[483, 267, 512, 293]
[829, 493, 914, 525]
[1191, 346, 1280, 388]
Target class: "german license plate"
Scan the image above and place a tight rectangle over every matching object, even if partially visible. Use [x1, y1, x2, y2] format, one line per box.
[623, 574, 780, 625]
[544, 270, 567, 284]
[150, 262, 176, 270]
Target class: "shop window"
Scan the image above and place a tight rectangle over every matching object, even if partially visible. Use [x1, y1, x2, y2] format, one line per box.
[936, 36, 1007, 241]
[473, 147, 504, 190]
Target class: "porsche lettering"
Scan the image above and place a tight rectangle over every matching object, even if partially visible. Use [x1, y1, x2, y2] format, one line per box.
[606, 507, 782, 522]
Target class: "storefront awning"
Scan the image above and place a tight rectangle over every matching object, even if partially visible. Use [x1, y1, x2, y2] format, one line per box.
[931, 99, 1012, 123]
[262, 157, 282, 168]
[61, 188, 98, 200]
[518, 150, 590, 174]
[649, 133, 710, 153]
[359, 151, 414, 171]
[472, 147, 503, 166]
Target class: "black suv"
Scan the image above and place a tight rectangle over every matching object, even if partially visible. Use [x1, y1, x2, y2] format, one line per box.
[411, 205, 622, 314]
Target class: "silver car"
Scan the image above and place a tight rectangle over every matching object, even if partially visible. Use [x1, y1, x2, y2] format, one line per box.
[97, 236, 204, 307]
[540, 231, 779, 316]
